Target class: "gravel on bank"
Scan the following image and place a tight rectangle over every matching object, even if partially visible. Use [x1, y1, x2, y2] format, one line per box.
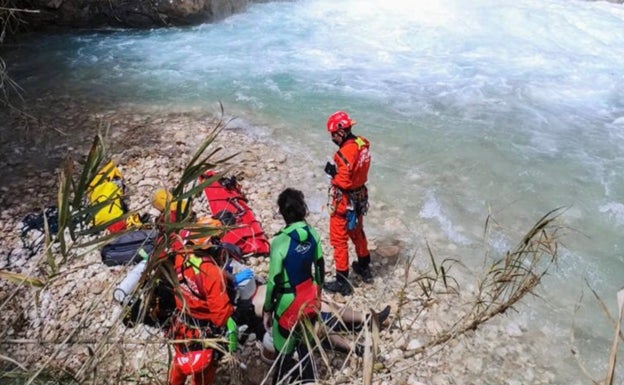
[0, 100, 560, 385]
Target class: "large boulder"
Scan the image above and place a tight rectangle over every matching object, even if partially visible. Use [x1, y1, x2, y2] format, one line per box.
[21, 0, 265, 29]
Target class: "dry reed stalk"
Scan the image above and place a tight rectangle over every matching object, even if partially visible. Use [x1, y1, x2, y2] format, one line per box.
[413, 208, 563, 355]
[604, 289, 624, 385]
[585, 280, 624, 344]
[379, 208, 564, 382]
[1, 2, 40, 113]
[572, 284, 624, 385]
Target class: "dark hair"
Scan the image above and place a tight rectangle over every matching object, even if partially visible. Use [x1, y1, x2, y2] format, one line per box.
[213, 210, 236, 226]
[277, 188, 308, 225]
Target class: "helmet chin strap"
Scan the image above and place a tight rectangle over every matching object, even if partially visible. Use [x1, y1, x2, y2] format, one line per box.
[332, 129, 347, 146]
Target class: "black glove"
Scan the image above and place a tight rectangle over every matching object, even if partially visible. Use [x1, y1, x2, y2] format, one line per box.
[324, 162, 337, 178]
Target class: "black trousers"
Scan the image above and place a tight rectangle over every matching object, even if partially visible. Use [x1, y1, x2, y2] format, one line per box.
[272, 343, 315, 385]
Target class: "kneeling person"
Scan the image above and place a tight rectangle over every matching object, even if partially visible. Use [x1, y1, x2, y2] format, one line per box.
[168, 217, 236, 385]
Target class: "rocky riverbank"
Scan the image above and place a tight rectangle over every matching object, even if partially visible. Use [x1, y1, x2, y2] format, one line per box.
[0, 98, 562, 384]
[18, 0, 266, 30]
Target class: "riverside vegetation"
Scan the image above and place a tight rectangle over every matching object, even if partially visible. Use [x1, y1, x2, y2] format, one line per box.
[0, 96, 593, 385]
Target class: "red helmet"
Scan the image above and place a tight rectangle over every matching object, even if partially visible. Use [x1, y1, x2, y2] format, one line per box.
[173, 348, 213, 375]
[326, 111, 357, 133]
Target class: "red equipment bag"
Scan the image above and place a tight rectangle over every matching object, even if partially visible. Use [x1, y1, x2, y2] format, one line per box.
[199, 171, 270, 257]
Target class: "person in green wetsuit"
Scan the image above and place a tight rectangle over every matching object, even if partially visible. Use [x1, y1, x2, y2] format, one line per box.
[262, 188, 324, 384]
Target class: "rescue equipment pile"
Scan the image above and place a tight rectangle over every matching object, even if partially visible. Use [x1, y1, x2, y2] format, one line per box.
[200, 171, 270, 257]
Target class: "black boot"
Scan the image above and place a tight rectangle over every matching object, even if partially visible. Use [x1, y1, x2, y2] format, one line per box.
[376, 305, 391, 326]
[323, 272, 353, 296]
[351, 256, 373, 283]
[353, 305, 392, 333]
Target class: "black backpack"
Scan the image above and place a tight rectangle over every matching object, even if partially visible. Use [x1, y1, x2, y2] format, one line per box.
[101, 230, 157, 266]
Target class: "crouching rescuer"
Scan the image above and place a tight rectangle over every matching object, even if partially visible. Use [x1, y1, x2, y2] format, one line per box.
[323, 110, 373, 296]
[168, 217, 237, 385]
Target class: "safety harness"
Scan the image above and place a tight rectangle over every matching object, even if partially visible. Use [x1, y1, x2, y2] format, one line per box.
[172, 250, 235, 354]
[329, 136, 370, 217]
[271, 225, 321, 330]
